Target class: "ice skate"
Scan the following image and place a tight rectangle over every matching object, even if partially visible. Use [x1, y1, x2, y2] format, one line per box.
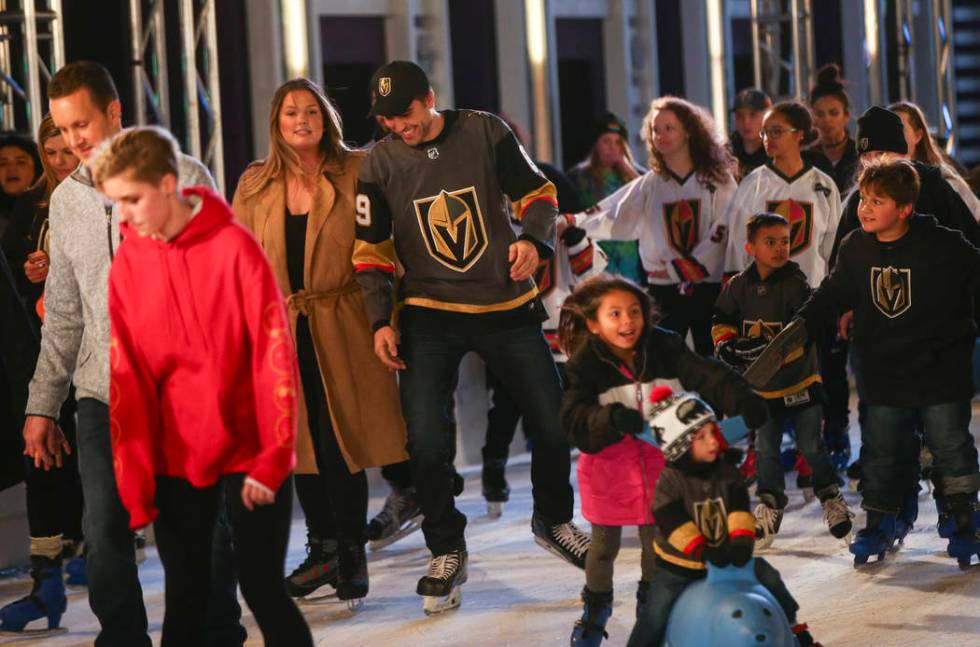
[286, 535, 338, 602]
[367, 487, 423, 551]
[740, 445, 757, 488]
[61, 541, 87, 589]
[846, 459, 862, 493]
[754, 493, 784, 549]
[937, 496, 980, 569]
[817, 485, 854, 543]
[794, 454, 815, 503]
[418, 549, 467, 615]
[336, 542, 368, 611]
[792, 622, 822, 647]
[531, 514, 590, 569]
[850, 512, 899, 566]
[569, 587, 612, 646]
[0, 558, 68, 637]
[919, 447, 935, 494]
[134, 530, 147, 565]
[482, 453, 510, 519]
[823, 422, 851, 473]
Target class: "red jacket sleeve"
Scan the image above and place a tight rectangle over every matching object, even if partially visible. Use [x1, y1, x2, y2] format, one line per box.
[241, 249, 298, 492]
[108, 254, 161, 530]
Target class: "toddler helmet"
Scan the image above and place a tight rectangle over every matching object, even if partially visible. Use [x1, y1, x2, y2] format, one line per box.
[647, 385, 718, 462]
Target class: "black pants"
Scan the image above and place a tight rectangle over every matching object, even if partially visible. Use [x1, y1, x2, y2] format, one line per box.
[819, 331, 850, 440]
[153, 474, 312, 647]
[25, 394, 83, 543]
[484, 363, 568, 462]
[295, 317, 367, 545]
[648, 282, 720, 356]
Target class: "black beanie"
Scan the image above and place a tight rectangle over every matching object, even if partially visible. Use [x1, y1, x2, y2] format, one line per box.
[855, 106, 907, 155]
[592, 112, 628, 144]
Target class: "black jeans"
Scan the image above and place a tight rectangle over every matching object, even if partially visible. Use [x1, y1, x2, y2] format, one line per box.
[25, 394, 82, 543]
[295, 316, 368, 545]
[819, 332, 850, 439]
[153, 474, 312, 647]
[76, 398, 244, 647]
[648, 282, 720, 356]
[399, 322, 573, 555]
[484, 363, 567, 461]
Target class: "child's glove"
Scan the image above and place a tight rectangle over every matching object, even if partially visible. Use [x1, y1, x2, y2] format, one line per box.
[700, 539, 731, 567]
[733, 336, 769, 363]
[715, 338, 742, 369]
[738, 394, 770, 430]
[611, 406, 645, 436]
[728, 536, 754, 567]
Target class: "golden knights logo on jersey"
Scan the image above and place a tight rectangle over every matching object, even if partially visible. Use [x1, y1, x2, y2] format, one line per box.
[742, 319, 783, 340]
[413, 187, 489, 272]
[694, 497, 728, 547]
[663, 199, 701, 255]
[533, 255, 556, 298]
[871, 266, 912, 318]
[765, 199, 813, 256]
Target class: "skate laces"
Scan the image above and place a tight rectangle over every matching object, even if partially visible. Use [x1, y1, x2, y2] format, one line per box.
[755, 503, 782, 532]
[822, 492, 853, 528]
[427, 552, 461, 580]
[552, 521, 591, 557]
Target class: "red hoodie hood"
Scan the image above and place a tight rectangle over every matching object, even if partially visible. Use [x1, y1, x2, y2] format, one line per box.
[118, 186, 231, 249]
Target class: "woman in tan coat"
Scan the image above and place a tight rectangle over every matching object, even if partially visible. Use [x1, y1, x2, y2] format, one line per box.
[232, 78, 408, 607]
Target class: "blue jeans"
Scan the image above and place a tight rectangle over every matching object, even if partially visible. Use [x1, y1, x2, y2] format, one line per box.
[756, 403, 837, 507]
[399, 323, 573, 555]
[76, 398, 245, 646]
[627, 558, 798, 647]
[862, 401, 980, 513]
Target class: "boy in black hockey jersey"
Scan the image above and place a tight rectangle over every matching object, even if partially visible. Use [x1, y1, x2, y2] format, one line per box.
[626, 387, 817, 647]
[713, 213, 852, 548]
[352, 60, 589, 614]
[772, 159, 980, 566]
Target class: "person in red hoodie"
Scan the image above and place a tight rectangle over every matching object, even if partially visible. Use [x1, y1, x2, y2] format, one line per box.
[95, 126, 312, 646]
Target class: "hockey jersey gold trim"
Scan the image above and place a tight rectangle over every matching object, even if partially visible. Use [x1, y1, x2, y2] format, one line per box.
[404, 287, 538, 314]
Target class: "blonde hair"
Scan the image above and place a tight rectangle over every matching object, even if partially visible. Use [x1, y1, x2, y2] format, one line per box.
[32, 114, 65, 207]
[238, 78, 350, 197]
[92, 125, 179, 188]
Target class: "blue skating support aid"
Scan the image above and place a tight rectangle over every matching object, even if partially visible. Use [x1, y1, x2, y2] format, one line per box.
[850, 515, 899, 566]
[663, 559, 795, 647]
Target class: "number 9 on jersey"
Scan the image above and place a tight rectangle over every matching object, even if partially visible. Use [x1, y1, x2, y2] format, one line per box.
[355, 194, 371, 226]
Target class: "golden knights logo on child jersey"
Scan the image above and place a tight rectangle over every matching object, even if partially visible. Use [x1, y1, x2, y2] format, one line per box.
[765, 199, 813, 256]
[694, 497, 728, 547]
[663, 199, 701, 255]
[413, 187, 489, 272]
[742, 319, 783, 340]
[871, 266, 912, 318]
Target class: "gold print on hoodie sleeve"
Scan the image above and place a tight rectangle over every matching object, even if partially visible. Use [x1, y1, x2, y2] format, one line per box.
[263, 303, 296, 448]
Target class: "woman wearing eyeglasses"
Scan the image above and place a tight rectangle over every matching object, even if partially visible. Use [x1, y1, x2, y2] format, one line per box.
[724, 101, 841, 288]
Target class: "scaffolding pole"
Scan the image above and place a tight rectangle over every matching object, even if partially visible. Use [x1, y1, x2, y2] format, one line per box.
[129, 0, 170, 127]
[931, 0, 956, 155]
[0, 0, 64, 135]
[749, 0, 813, 100]
[179, 0, 224, 193]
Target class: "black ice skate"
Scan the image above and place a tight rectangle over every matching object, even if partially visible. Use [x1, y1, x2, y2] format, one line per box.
[336, 542, 369, 611]
[286, 535, 338, 602]
[531, 514, 590, 570]
[481, 451, 510, 518]
[367, 487, 423, 551]
[417, 549, 467, 615]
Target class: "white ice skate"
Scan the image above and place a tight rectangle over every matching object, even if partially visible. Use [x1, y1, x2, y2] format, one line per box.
[754, 500, 784, 550]
[418, 550, 467, 616]
[367, 488, 423, 552]
[486, 501, 504, 518]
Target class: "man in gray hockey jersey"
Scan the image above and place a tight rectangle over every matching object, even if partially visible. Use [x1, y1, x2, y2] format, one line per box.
[353, 60, 589, 615]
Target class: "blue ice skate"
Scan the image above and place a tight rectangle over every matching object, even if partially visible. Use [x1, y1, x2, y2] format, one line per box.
[664, 559, 795, 646]
[570, 587, 612, 646]
[850, 514, 899, 566]
[894, 495, 918, 543]
[65, 555, 87, 588]
[0, 563, 67, 636]
[937, 498, 980, 569]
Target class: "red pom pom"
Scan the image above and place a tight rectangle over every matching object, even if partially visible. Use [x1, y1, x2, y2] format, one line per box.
[649, 384, 674, 404]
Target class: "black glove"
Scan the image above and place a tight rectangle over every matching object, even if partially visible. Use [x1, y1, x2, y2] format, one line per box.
[611, 406, 645, 436]
[701, 539, 731, 567]
[728, 536, 753, 566]
[733, 336, 769, 363]
[739, 395, 770, 430]
[715, 339, 743, 370]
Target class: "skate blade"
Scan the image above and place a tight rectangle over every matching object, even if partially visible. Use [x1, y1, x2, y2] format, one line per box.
[422, 586, 462, 615]
[533, 536, 585, 570]
[368, 518, 423, 552]
[344, 598, 364, 612]
[801, 488, 816, 504]
[486, 501, 503, 519]
[0, 626, 68, 639]
[296, 583, 339, 605]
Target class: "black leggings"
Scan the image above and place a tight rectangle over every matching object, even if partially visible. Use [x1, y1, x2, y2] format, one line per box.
[648, 282, 720, 357]
[153, 474, 312, 647]
[295, 317, 368, 545]
[25, 394, 83, 544]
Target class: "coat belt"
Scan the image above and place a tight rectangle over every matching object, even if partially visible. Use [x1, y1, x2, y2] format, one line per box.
[286, 281, 358, 317]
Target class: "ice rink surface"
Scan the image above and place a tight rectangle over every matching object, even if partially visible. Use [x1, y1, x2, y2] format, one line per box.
[2, 404, 980, 646]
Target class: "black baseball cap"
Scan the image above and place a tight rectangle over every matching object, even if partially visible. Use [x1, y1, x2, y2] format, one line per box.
[368, 60, 431, 118]
[592, 112, 628, 143]
[730, 88, 772, 113]
[855, 106, 908, 155]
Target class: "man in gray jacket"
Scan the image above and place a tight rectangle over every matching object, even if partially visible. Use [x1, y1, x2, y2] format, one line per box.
[20, 61, 243, 645]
